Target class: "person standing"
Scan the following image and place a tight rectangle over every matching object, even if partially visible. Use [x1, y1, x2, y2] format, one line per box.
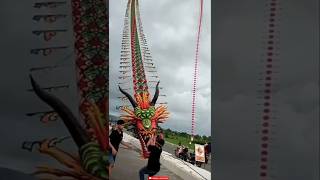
[108, 120, 133, 174]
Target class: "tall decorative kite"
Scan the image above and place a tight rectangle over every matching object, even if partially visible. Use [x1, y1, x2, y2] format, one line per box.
[117, 0, 170, 158]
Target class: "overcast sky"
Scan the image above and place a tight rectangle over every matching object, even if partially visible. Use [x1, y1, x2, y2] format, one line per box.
[109, 0, 211, 136]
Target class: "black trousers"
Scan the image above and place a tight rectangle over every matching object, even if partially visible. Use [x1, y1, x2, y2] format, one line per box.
[139, 166, 159, 180]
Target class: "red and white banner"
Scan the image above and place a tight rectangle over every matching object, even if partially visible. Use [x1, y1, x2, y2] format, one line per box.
[195, 144, 205, 162]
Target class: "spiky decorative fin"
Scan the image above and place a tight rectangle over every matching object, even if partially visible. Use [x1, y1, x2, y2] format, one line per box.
[85, 99, 108, 151]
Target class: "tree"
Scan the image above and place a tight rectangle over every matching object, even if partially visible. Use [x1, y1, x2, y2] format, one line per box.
[202, 135, 207, 140]
[180, 132, 188, 138]
[164, 133, 169, 138]
[207, 136, 212, 142]
[194, 135, 201, 139]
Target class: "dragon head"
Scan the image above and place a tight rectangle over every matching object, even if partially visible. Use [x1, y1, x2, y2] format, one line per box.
[119, 82, 169, 158]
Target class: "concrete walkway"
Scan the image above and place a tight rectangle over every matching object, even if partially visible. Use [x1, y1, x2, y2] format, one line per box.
[110, 146, 183, 180]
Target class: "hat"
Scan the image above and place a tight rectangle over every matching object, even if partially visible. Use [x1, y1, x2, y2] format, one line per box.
[117, 120, 125, 125]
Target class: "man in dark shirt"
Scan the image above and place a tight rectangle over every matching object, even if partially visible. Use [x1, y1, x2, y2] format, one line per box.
[108, 120, 133, 174]
[139, 134, 165, 180]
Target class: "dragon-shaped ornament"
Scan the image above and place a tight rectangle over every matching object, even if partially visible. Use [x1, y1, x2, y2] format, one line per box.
[119, 82, 169, 158]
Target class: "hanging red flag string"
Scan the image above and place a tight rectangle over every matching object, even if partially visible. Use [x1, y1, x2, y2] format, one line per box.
[191, 0, 204, 140]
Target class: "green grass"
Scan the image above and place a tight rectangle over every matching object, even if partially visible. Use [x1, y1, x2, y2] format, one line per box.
[165, 135, 196, 152]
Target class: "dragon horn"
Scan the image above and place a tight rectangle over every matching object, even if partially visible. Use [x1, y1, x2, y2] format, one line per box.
[29, 75, 89, 148]
[150, 81, 160, 106]
[118, 86, 138, 108]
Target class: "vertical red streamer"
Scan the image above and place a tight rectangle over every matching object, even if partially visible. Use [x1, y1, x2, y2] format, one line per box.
[191, 0, 203, 139]
[258, 0, 280, 178]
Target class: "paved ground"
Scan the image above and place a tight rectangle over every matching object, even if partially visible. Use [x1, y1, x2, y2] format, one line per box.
[110, 146, 183, 180]
[124, 130, 212, 172]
